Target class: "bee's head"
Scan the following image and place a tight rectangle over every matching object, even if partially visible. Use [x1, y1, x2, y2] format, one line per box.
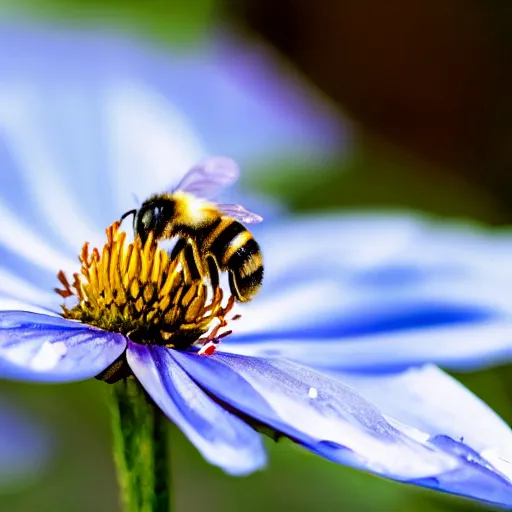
[121, 197, 176, 244]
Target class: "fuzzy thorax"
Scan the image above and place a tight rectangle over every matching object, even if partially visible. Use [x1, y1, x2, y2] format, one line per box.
[55, 221, 234, 351]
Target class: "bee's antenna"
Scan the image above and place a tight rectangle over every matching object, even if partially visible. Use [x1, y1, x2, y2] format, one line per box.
[119, 209, 137, 226]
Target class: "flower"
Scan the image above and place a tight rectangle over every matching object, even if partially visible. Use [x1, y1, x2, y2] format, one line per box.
[3, 178, 512, 507]
[0, 23, 512, 507]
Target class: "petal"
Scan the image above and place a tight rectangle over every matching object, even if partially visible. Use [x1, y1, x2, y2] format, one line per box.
[256, 213, 512, 282]
[160, 32, 346, 164]
[231, 291, 495, 341]
[251, 213, 512, 313]
[126, 344, 266, 475]
[172, 351, 460, 481]
[229, 321, 512, 372]
[0, 296, 54, 315]
[228, 213, 512, 371]
[334, 365, 512, 467]
[104, 82, 204, 216]
[413, 436, 512, 506]
[232, 216, 505, 338]
[0, 85, 106, 253]
[0, 32, 204, 248]
[0, 25, 344, 243]
[225, 302, 508, 372]
[175, 352, 512, 504]
[0, 269, 60, 311]
[0, 199, 78, 283]
[0, 311, 126, 382]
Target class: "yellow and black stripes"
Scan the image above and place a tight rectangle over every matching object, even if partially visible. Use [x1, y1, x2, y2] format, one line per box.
[200, 218, 263, 302]
[205, 218, 245, 257]
[227, 241, 264, 301]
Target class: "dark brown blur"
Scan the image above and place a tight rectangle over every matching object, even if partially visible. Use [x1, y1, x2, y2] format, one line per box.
[228, 0, 512, 221]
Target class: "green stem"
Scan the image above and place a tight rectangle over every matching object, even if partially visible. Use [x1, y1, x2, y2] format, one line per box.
[109, 378, 171, 512]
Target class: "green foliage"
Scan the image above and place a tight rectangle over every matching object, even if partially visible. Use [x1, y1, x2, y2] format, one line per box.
[249, 139, 506, 224]
[2, 0, 216, 46]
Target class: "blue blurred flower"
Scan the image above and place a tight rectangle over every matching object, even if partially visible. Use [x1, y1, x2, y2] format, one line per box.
[0, 397, 51, 491]
[0, 23, 511, 507]
[0, 23, 344, 232]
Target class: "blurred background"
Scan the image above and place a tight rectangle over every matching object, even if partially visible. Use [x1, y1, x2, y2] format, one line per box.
[1, 0, 511, 510]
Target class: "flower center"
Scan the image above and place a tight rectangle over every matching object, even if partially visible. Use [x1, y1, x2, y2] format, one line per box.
[55, 222, 235, 351]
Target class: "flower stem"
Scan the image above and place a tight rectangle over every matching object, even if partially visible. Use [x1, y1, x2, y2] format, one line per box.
[110, 378, 170, 512]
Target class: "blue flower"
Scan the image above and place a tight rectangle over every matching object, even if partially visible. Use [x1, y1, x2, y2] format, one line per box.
[0, 24, 511, 508]
[3, 206, 512, 507]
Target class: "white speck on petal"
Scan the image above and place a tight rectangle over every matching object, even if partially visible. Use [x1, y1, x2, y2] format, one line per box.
[31, 342, 68, 371]
[308, 387, 318, 399]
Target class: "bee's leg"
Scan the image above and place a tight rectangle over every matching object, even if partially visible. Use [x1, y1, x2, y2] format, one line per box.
[169, 237, 187, 261]
[206, 255, 220, 291]
[228, 271, 244, 302]
[169, 237, 203, 282]
[181, 239, 204, 283]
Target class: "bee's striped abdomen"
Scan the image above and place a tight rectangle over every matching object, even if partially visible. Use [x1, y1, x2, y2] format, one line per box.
[226, 238, 263, 302]
[203, 218, 263, 302]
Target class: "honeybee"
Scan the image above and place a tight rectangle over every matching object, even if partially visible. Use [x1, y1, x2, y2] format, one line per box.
[120, 157, 264, 302]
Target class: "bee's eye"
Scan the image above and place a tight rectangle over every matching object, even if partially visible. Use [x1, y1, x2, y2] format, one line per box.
[141, 205, 163, 232]
[134, 199, 174, 243]
[141, 208, 155, 230]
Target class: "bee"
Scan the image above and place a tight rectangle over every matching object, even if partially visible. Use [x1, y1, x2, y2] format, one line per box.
[120, 157, 264, 302]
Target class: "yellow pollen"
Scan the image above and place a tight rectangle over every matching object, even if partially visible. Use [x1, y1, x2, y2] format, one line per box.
[55, 221, 234, 350]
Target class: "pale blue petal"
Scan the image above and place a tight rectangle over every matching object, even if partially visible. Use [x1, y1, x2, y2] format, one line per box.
[334, 365, 512, 470]
[0, 294, 58, 316]
[231, 294, 495, 343]
[253, 214, 512, 312]
[0, 25, 344, 249]
[0, 84, 107, 254]
[225, 320, 512, 372]
[256, 213, 512, 285]
[0, 267, 60, 312]
[175, 352, 512, 504]
[147, 32, 346, 164]
[229, 213, 512, 371]
[0, 244, 61, 299]
[126, 343, 266, 475]
[0, 196, 79, 295]
[0, 311, 126, 382]
[172, 350, 460, 481]
[0, 27, 204, 249]
[413, 436, 512, 506]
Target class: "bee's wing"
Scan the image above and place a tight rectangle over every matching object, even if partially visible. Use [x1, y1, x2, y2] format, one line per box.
[174, 156, 240, 199]
[216, 204, 263, 224]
